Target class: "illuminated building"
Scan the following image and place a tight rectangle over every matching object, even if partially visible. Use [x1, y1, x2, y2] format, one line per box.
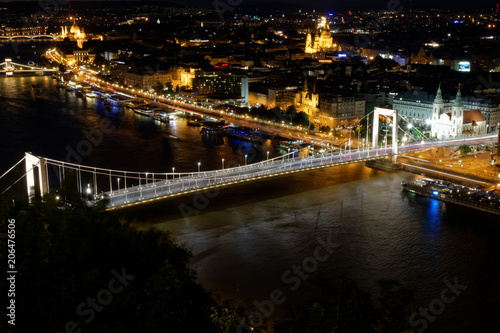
[267, 87, 298, 110]
[296, 77, 320, 117]
[305, 17, 341, 54]
[317, 95, 366, 128]
[393, 86, 500, 132]
[411, 46, 434, 65]
[431, 88, 487, 139]
[169, 66, 196, 90]
[125, 70, 171, 90]
[61, 21, 87, 48]
[54, 47, 95, 66]
[192, 71, 249, 105]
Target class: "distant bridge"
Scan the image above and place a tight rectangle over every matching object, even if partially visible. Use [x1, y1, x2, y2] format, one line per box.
[0, 34, 63, 41]
[0, 58, 56, 76]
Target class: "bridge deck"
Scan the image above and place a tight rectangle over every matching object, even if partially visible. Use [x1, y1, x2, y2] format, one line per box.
[104, 133, 497, 209]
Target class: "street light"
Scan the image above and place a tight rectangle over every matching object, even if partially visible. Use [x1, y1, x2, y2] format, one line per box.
[222, 158, 224, 169]
[267, 151, 269, 160]
[245, 154, 248, 165]
[198, 162, 201, 173]
[172, 167, 175, 180]
[117, 178, 120, 193]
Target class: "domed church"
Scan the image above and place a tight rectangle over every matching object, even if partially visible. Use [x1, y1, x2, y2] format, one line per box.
[61, 20, 87, 48]
[305, 17, 341, 54]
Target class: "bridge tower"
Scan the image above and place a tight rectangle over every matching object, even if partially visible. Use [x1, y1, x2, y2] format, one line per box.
[25, 153, 48, 202]
[372, 107, 399, 155]
[5, 58, 13, 76]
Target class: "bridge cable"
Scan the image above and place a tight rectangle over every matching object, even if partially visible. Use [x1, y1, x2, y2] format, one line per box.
[0, 156, 26, 181]
[1, 162, 39, 196]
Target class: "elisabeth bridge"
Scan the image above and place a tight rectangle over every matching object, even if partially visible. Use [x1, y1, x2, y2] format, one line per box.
[1, 108, 498, 210]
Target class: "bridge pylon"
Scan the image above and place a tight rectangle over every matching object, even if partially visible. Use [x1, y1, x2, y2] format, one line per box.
[25, 153, 48, 202]
[372, 107, 398, 155]
[5, 58, 13, 75]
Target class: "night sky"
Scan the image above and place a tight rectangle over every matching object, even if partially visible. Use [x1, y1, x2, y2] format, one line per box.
[0, 0, 496, 11]
[175, 0, 495, 10]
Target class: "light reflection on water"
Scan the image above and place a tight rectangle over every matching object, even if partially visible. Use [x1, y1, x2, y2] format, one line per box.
[150, 167, 500, 331]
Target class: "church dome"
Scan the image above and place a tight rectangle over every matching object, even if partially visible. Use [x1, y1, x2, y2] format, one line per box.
[70, 22, 80, 34]
[321, 28, 330, 37]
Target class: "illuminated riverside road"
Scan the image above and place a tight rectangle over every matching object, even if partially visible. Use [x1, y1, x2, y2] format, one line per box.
[105, 133, 499, 208]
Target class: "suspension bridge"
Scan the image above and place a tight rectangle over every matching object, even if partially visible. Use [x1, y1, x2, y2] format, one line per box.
[0, 58, 56, 76]
[1, 108, 498, 210]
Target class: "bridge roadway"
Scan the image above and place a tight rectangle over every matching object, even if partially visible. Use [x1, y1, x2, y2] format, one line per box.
[105, 133, 498, 209]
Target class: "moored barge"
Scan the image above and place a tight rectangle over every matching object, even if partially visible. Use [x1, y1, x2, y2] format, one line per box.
[402, 178, 500, 216]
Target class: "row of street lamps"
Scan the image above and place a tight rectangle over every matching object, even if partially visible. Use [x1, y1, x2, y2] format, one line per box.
[107, 148, 286, 196]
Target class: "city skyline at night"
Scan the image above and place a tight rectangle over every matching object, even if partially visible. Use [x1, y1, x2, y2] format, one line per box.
[0, 0, 499, 332]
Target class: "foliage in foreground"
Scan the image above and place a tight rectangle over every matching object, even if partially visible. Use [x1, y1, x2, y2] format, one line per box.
[0, 195, 217, 332]
[273, 275, 416, 333]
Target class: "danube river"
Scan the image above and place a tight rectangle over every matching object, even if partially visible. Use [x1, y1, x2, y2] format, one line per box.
[1, 76, 499, 332]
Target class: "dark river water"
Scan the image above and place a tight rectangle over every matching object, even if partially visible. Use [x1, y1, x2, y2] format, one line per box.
[1, 76, 499, 332]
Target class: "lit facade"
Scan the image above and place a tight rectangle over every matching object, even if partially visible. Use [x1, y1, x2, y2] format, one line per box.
[55, 47, 95, 66]
[169, 66, 196, 90]
[393, 87, 500, 132]
[296, 77, 320, 117]
[431, 88, 487, 139]
[305, 17, 341, 54]
[61, 22, 87, 48]
[317, 95, 366, 127]
[192, 71, 249, 104]
[125, 70, 171, 90]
